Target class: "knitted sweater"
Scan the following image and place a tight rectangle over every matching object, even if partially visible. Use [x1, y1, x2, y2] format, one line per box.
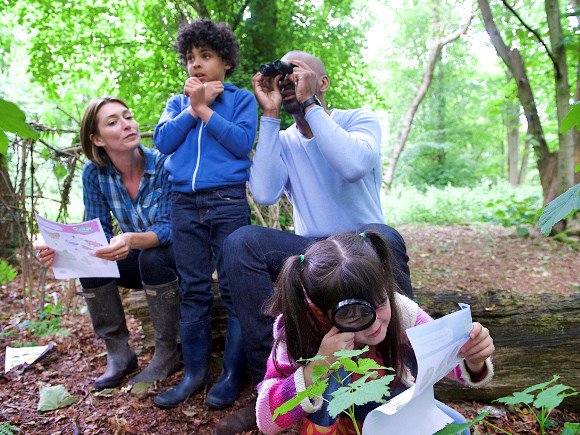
[256, 294, 494, 434]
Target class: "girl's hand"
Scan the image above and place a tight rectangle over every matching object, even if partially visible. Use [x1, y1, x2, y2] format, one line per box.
[304, 327, 355, 386]
[251, 72, 282, 117]
[94, 233, 133, 262]
[204, 81, 224, 106]
[459, 322, 494, 375]
[37, 245, 56, 267]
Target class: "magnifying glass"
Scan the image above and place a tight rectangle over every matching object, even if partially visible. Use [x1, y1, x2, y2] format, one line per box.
[332, 299, 376, 332]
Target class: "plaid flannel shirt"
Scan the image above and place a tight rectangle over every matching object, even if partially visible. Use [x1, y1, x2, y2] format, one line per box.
[82, 145, 172, 246]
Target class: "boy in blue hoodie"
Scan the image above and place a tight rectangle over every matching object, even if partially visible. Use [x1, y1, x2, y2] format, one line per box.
[153, 19, 258, 410]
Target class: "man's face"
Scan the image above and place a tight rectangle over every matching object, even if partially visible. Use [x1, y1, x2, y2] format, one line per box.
[279, 53, 310, 115]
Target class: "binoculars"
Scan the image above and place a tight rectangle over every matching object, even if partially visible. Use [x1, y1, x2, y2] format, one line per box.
[259, 60, 295, 78]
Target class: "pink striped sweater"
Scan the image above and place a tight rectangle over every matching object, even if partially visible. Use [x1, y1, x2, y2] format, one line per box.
[256, 293, 494, 434]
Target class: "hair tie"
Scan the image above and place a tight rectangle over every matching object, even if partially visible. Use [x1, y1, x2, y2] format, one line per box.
[359, 232, 367, 239]
[299, 254, 305, 263]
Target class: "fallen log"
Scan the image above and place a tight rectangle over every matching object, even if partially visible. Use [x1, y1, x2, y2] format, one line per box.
[419, 287, 580, 410]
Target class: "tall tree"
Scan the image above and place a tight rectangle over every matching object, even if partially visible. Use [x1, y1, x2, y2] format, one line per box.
[478, 0, 559, 203]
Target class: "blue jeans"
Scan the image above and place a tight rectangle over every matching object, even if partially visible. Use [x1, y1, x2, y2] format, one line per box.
[172, 185, 251, 322]
[80, 244, 178, 290]
[223, 223, 412, 383]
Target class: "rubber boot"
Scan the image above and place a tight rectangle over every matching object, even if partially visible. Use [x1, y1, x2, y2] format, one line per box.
[214, 400, 257, 435]
[154, 316, 211, 409]
[83, 281, 138, 390]
[129, 279, 181, 384]
[206, 317, 246, 409]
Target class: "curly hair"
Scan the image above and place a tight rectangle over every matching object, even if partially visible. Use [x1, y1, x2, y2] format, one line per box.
[175, 19, 239, 77]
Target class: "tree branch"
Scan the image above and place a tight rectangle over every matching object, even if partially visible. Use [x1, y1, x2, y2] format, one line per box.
[499, 0, 560, 77]
[231, 0, 251, 31]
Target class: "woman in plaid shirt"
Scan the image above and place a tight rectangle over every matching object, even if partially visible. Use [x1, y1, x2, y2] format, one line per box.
[38, 96, 181, 390]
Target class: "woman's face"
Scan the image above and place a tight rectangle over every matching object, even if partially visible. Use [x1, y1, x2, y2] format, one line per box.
[354, 300, 391, 346]
[91, 102, 140, 153]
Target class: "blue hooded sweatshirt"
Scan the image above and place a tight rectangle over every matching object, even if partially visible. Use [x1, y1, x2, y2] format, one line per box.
[154, 82, 258, 193]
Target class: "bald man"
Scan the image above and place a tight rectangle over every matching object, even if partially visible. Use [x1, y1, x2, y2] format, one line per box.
[215, 51, 413, 433]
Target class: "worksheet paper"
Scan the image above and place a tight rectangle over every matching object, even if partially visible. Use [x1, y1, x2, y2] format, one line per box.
[363, 304, 472, 435]
[35, 214, 119, 279]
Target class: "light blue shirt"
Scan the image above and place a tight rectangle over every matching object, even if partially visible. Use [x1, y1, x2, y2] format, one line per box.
[249, 106, 384, 237]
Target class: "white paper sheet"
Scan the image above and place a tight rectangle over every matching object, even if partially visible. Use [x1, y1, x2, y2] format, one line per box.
[35, 214, 120, 279]
[362, 305, 472, 435]
[5, 345, 50, 373]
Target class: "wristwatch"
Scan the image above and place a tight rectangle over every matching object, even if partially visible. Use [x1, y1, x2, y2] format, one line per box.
[300, 95, 322, 113]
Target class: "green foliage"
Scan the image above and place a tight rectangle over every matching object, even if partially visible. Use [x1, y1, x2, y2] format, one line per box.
[383, 182, 543, 227]
[0, 422, 19, 435]
[26, 316, 69, 338]
[561, 102, 580, 134]
[273, 345, 393, 435]
[395, 142, 483, 190]
[0, 260, 18, 285]
[538, 184, 580, 236]
[562, 422, 580, 435]
[495, 376, 579, 435]
[37, 385, 77, 412]
[434, 411, 489, 435]
[0, 98, 38, 154]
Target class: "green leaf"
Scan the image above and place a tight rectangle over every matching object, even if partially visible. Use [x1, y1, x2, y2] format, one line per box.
[434, 412, 489, 435]
[53, 164, 68, 180]
[357, 358, 390, 373]
[494, 391, 534, 406]
[533, 385, 578, 413]
[562, 422, 580, 435]
[0, 260, 18, 285]
[37, 385, 78, 412]
[327, 374, 393, 419]
[522, 375, 560, 393]
[0, 98, 38, 140]
[297, 355, 328, 364]
[272, 378, 329, 420]
[130, 382, 152, 396]
[561, 102, 580, 133]
[538, 184, 580, 236]
[0, 130, 7, 155]
[333, 345, 369, 359]
[311, 364, 329, 383]
[340, 358, 359, 373]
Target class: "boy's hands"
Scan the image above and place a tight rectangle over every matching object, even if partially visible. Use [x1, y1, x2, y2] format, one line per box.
[251, 72, 282, 118]
[459, 322, 494, 375]
[203, 81, 224, 106]
[304, 327, 354, 386]
[184, 78, 223, 120]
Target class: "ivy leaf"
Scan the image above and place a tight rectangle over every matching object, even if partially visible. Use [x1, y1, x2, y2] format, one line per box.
[533, 385, 578, 414]
[333, 345, 369, 359]
[0, 98, 38, 141]
[538, 184, 580, 236]
[494, 391, 534, 406]
[561, 102, 580, 133]
[562, 422, 580, 435]
[434, 412, 489, 435]
[38, 385, 78, 412]
[328, 374, 393, 419]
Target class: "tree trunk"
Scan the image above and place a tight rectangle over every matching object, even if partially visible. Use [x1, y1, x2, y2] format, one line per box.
[517, 137, 529, 185]
[545, 0, 574, 196]
[0, 155, 20, 258]
[418, 287, 580, 410]
[573, 0, 580, 186]
[383, 1, 474, 190]
[478, 0, 559, 203]
[506, 99, 520, 186]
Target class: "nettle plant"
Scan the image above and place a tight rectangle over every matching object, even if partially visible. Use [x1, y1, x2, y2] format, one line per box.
[436, 375, 579, 435]
[273, 346, 394, 435]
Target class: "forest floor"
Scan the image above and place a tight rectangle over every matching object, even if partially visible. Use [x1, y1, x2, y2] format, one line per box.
[0, 224, 578, 434]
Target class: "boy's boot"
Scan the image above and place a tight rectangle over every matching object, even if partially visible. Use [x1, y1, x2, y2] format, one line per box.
[129, 279, 181, 384]
[154, 316, 211, 408]
[83, 281, 138, 390]
[206, 317, 246, 409]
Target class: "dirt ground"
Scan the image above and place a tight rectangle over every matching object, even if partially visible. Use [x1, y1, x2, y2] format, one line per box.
[0, 224, 578, 434]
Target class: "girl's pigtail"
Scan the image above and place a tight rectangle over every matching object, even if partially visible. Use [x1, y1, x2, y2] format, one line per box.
[364, 230, 396, 293]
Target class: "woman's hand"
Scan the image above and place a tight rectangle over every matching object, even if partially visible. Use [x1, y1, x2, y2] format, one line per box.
[304, 327, 355, 386]
[37, 245, 56, 267]
[94, 233, 133, 262]
[459, 322, 494, 375]
[251, 72, 282, 118]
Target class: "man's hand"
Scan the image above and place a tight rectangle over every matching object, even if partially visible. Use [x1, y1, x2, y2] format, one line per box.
[251, 72, 282, 118]
[94, 233, 134, 262]
[286, 59, 317, 103]
[203, 81, 224, 106]
[459, 322, 494, 375]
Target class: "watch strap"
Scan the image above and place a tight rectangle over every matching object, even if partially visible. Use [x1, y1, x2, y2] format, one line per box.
[300, 96, 321, 112]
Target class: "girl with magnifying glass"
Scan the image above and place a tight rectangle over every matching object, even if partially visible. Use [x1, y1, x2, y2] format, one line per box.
[256, 231, 495, 435]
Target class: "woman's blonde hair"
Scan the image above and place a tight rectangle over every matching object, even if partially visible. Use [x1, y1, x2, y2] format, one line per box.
[80, 96, 129, 166]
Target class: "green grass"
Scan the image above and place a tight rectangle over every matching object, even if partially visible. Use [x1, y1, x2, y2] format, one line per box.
[383, 181, 543, 227]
